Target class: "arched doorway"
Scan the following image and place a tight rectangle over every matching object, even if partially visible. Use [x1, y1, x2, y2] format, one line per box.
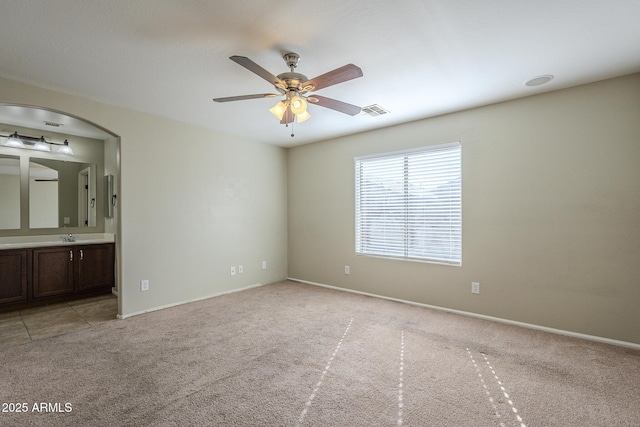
[0, 103, 122, 319]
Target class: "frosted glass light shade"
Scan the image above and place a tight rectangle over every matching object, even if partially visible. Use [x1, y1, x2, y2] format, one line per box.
[57, 140, 74, 155]
[5, 134, 24, 148]
[296, 110, 311, 123]
[290, 96, 307, 115]
[34, 141, 51, 151]
[269, 101, 287, 120]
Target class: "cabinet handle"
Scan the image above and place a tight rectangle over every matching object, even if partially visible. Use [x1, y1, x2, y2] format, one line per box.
[70, 250, 73, 261]
[80, 249, 84, 260]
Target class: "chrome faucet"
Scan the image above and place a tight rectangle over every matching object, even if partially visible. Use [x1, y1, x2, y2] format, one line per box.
[62, 233, 76, 243]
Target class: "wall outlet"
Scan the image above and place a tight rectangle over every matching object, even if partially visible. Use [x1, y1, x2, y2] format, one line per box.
[262, 261, 267, 270]
[238, 265, 243, 274]
[344, 265, 350, 275]
[230, 266, 236, 276]
[471, 282, 480, 294]
[140, 279, 149, 292]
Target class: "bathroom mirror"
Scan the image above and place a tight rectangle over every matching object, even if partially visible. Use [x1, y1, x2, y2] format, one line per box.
[0, 104, 117, 237]
[29, 158, 97, 229]
[0, 155, 21, 230]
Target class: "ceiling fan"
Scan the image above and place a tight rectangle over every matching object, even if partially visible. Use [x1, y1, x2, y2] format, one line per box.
[213, 52, 363, 128]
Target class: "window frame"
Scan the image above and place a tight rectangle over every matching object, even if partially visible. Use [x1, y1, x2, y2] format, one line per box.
[354, 142, 462, 266]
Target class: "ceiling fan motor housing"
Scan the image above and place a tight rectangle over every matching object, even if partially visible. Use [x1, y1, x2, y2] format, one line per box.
[276, 72, 310, 93]
[276, 53, 315, 94]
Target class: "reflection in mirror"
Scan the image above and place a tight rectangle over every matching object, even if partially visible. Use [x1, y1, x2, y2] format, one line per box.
[29, 159, 96, 229]
[29, 162, 59, 228]
[0, 155, 21, 229]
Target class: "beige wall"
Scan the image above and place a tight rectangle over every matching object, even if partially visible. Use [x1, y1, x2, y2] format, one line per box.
[288, 73, 640, 344]
[2, 73, 638, 344]
[0, 76, 288, 317]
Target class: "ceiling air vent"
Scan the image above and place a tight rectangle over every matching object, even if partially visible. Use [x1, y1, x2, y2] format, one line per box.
[361, 104, 389, 117]
[44, 121, 63, 127]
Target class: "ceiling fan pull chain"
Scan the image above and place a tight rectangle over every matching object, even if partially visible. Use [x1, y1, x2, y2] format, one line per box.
[290, 120, 295, 138]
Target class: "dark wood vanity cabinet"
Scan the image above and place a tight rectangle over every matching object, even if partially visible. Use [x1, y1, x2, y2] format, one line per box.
[1, 243, 114, 307]
[76, 244, 115, 291]
[0, 249, 29, 304]
[33, 247, 75, 298]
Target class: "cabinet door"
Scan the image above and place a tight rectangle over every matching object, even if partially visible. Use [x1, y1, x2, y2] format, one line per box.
[33, 247, 74, 298]
[0, 250, 29, 304]
[77, 244, 115, 291]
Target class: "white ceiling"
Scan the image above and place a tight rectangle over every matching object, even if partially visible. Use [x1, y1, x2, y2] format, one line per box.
[1, 0, 639, 147]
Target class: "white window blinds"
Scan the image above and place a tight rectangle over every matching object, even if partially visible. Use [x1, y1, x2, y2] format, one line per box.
[355, 142, 461, 265]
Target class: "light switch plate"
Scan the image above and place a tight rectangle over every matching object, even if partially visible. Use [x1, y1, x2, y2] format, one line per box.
[471, 282, 480, 294]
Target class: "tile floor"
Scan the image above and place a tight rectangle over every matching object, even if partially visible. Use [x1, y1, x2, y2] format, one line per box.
[0, 294, 117, 348]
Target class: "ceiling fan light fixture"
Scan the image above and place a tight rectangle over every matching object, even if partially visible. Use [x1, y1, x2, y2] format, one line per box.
[269, 101, 287, 120]
[296, 110, 311, 123]
[214, 52, 364, 129]
[290, 95, 307, 115]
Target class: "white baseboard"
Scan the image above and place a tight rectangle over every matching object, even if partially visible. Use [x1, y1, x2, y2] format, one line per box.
[289, 277, 640, 351]
[116, 283, 265, 320]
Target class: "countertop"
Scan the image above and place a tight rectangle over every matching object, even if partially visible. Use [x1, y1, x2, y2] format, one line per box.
[0, 234, 115, 250]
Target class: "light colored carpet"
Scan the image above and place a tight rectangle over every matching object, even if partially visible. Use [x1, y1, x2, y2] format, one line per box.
[0, 280, 638, 426]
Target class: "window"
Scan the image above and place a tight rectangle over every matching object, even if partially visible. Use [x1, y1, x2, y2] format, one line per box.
[355, 142, 461, 265]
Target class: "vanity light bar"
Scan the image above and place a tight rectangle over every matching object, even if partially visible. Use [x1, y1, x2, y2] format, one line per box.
[0, 131, 74, 155]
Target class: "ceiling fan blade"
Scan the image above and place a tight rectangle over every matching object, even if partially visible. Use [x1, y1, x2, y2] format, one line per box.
[213, 93, 278, 102]
[230, 56, 283, 87]
[307, 95, 361, 116]
[280, 106, 294, 124]
[304, 64, 363, 91]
